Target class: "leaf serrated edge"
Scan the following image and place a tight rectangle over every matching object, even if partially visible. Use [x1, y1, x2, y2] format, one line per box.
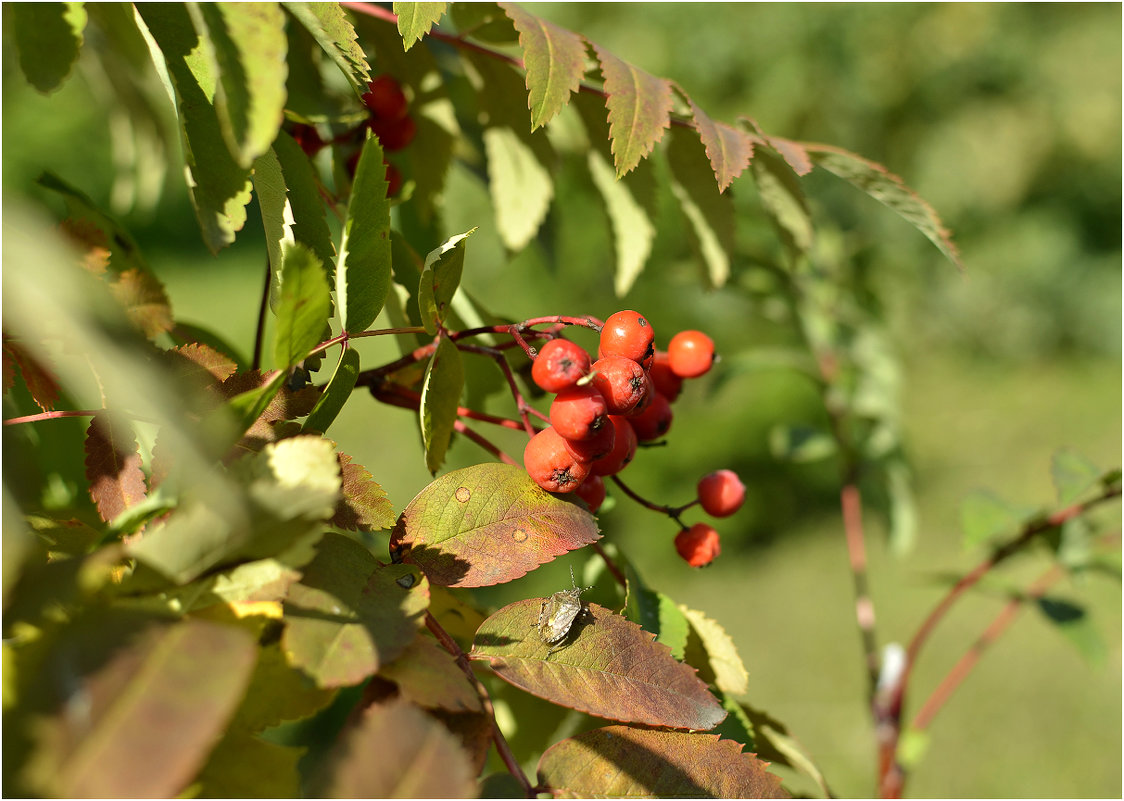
[592, 43, 674, 177]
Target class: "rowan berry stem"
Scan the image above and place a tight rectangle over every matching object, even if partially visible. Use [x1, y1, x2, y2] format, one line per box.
[608, 475, 690, 528]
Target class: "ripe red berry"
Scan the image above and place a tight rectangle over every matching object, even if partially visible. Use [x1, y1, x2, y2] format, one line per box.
[668, 330, 716, 378]
[649, 350, 683, 402]
[697, 469, 746, 517]
[599, 310, 655, 369]
[550, 385, 609, 441]
[290, 123, 325, 157]
[573, 474, 607, 514]
[675, 523, 721, 567]
[361, 74, 409, 120]
[524, 427, 591, 493]
[628, 391, 673, 441]
[590, 415, 638, 477]
[562, 417, 616, 463]
[589, 356, 648, 415]
[369, 113, 417, 152]
[532, 339, 591, 393]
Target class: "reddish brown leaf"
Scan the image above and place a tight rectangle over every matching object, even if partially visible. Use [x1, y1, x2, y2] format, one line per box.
[769, 137, 813, 177]
[109, 268, 174, 338]
[333, 452, 396, 532]
[428, 708, 492, 776]
[218, 370, 322, 457]
[684, 92, 755, 193]
[59, 217, 111, 274]
[593, 43, 674, 176]
[84, 413, 147, 524]
[471, 599, 725, 731]
[537, 726, 789, 799]
[4, 338, 61, 411]
[379, 635, 482, 713]
[167, 342, 239, 387]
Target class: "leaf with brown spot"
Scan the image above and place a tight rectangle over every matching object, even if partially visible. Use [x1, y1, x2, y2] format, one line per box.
[593, 43, 673, 176]
[471, 600, 725, 731]
[109, 268, 174, 338]
[84, 412, 147, 524]
[4, 338, 61, 411]
[333, 452, 396, 532]
[390, 462, 600, 587]
[537, 726, 788, 799]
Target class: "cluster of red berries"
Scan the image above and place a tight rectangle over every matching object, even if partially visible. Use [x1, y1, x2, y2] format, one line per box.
[522, 311, 741, 567]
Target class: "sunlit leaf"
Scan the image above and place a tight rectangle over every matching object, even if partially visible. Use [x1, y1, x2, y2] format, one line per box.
[332, 452, 396, 532]
[587, 150, 655, 296]
[623, 562, 689, 659]
[394, 2, 447, 50]
[274, 242, 331, 369]
[303, 347, 360, 434]
[484, 126, 554, 251]
[10, 2, 87, 94]
[379, 635, 482, 712]
[418, 228, 475, 334]
[337, 134, 392, 335]
[501, 3, 586, 130]
[283, 2, 371, 90]
[537, 726, 788, 798]
[84, 413, 147, 524]
[472, 600, 724, 730]
[680, 605, 749, 696]
[392, 463, 600, 587]
[685, 94, 755, 192]
[960, 489, 1035, 549]
[419, 335, 464, 474]
[593, 43, 673, 176]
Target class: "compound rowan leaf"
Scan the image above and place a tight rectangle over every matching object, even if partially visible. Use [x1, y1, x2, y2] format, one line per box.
[11, 2, 87, 94]
[310, 698, 476, 798]
[537, 726, 788, 799]
[274, 242, 330, 370]
[84, 413, 148, 524]
[685, 94, 755, 193]
[379, 635, 483, 712]
[108, 268, 174, 338]
[332, 452, 396, 532]
[501, 3, 587, 130]
[3, 339, 61, 411]
[593, 43, 673, 176]
[393, 2, 447, 50]
[283, 1, 370, 90]
[803, 142, 963, 270]
[471, 600, 724, 730]
[419, 335, 464, 475]
[391, 463, 601, 587]
[337, 135, 392, 335]
[302, 347, 360, 435]
[282, 532, 429, 688]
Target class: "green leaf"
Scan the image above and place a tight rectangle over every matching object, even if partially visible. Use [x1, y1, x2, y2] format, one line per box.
[716, 698, 832, 798]
[587, 150, 655, 296]
[685, 93, 755, 193]
[283, 2, 371, 90]
[752, 148, 813, 262]
[484, 126, 555, 251]
[769, 424, 836, 463]
[390, 462, 601, 587]
[1051, 449, 1103, 506]
[960, 490, 1035, 550]
[11, 2, 87, 94]
[419, 335, 465, 475]
[667, 128, 737, 288]
[332, 452, 397, 532]
[886, 456, 918, 556]
[136, 4, 254, 253]
[195, 3, 288, 168]
[501, 3, 587, 131]
[623, 562, 689, 659]
[1035, 597, 1107, 667]
[274, 242, 331, 369]
[804, 142, 963, 270]
[537, 726, 787, 798]
[337, 134, 393, 335]
[393, 2, 447, 50]
[282, 532, 429, 688]
[680, 605, 749, 696]
[192, 731, 304, 798]
[449, 3, 518, 43]
[419, 229, 475, 333]
[228, 643, 337, 733]
[472, 600, 726, 730]
[378, 635, 483, 712]
[303, 347, 360, 434]
[592, 43, 673, 176]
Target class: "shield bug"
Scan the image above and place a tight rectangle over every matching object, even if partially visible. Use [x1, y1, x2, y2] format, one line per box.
[534, 566, 593, 656]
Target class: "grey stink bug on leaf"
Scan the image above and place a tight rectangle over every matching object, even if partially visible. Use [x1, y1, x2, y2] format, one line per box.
[534, 566, 593, 656]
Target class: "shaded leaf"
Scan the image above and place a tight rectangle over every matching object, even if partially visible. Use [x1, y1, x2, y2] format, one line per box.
[717, 698, 831, 799]
[3, 339, 61, 411]
[685, 93, 754, 192]
[587, 150, 655, 296]
[960, 489, 1035, 549]
[284, 1, 370, 90]
[537, 726, 788, 799]
[394, 2, 447, 50]
[804, 142, 962, 270]
[10, 2, 87, 94]
[1051, 449, 1103, 507]
[769, 137, 813, 177]
[192, 731, 303, 798]
[332, 452, 397, 532]
[501, 3, 586, 130]
[449, 3, 518, 44]
[1035, 596, 1107, 667]
[84, 413, 147, 524]
[593, 43, 673, 176]
[108, 268, 174, 338]
[623, 562, 689, 660]
[310, 698, 476, 797]
[303, 347, 360, 434]
[282, 532, 429, 688]
[379, 635, 482, 712]
[228, 643, 337, 733]
[167, 342, 239, 386]
[391, 463, 600, 587]
[471, 600, 724, 730]
[274, 242, 331, 369]
[273, 130, 337, 271]
[419, 228, 475, 334]
[337, 134, 392, 335]
[419, 335, 464, 474]
[667, 128, 737, 288]
[769, 424, 836, 463]
[484, 126, 554, 251]
[680, 605, 749, 696]
[752, 148, 813, 261]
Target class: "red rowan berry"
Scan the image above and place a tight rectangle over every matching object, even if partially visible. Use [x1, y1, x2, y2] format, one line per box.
[562, 418, 616, 463]
[697, 469, 746, 518]
[628, 391, 673, 441]
[532, 339, 590, 393]
[361, 74, 409, 120]
[599, 310, 655, 369]
[573, 474, 607, 514]
[550, 385, 609, 441]
[668, 330, 716, 378]
[675, 523, 721, 567]
[290, 123, 325, 157]
[369, 113, 417, 152]
[649, 350, 683, 402]
[590, 415, 638, 476]
[524, 427, 591, 493]
[589, 356, 648, 415]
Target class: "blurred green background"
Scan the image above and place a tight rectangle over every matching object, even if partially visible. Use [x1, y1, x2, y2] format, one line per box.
[3, 3, 1120, 797]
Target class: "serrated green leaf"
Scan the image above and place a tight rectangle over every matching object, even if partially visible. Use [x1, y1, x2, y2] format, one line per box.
[419, 336, 464, 474]
[667, 128, 736, 288]
[449, 3, 518, 43]
[419, 229, 475, 333]
[337, 134, 392, 335]
[11, 2, 87, 94]
[484, 126, 554, 251]
[623, 562, 689, 659]
[501, 2, 586, 131]
[587, 150, 654, 296]
[196, 3, 288, 168]
[283, 2, 370, 90]
[303, 347, 360, 434]
[960, 490, 1035, 550]
[685, 94, 754, 193]
[592, 43, 673, 176]
[769, 424, 836, 464]
[274, 242, 331, 369]
[680, 605, 749, 696]
[393, 2, 447, 50]
[1035, 596, 1107, 667]
[1051, 449, 1103, 506]
[752, 148, 813, 263]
